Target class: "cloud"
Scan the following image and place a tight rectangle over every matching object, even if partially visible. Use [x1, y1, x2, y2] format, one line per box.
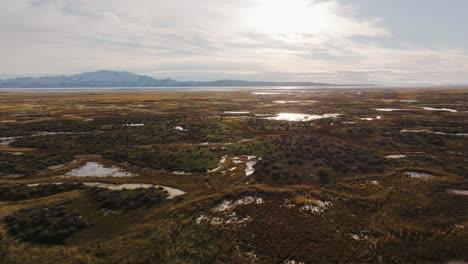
[0, 0, 467, 85]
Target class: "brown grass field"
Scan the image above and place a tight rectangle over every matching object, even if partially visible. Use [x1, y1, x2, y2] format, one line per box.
[0, 88, 467, 263]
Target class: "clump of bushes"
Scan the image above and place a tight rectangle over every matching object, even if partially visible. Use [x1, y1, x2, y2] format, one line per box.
[0, 151, 75, 175]
[89, 187, 169, 210]
[0, 183, 83, 201]
[255, 134, 388, 184]
[4, 206, 87, 244]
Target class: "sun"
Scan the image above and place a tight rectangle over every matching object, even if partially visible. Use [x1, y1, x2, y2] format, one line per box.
[244, 0, 334, 38]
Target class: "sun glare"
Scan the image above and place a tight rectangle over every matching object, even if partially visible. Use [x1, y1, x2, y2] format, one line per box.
[245, 0, 334, 38]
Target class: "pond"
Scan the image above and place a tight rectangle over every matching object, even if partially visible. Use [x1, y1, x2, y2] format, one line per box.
[265, 113, 340, 122]
[422, 107, 457, 113]
[385, 155, 407, 159]
[63, 162, 134, 177]
[448, 189, 468, 196]
[405, 171, 433, 179]
[360, 116, 382, 121]
[401, 129, 468, 137]
[26, 182, 185, 199]
[224, 111, 251, 114]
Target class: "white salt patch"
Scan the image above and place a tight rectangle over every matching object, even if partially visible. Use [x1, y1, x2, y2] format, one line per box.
[284, 260, 305, 264]
[448, 189, 468, 196]
[130, 104, 149, 108]
[171, 171, 195, 175]
[35, 132, 76, 136]
[265, 113, 340, 122]
[63, 162, 133, 177]
[269, 87, 302, 90]
[422, 107, 457, 113]
[244, 251, 259, 261]
[0, 137, 19, 146]
[213, 200, 235, 212]
[273, 100, 300, 104]
[281, 199, 295, 209]
[405, 171, 433, 179]
[401, 129, 468, 137]
[373, 108, 419, 112]
[360, 116, 382, 121]
[199, 196, 264, 227]
[273, 100, 317, 104]
[48, 164, 65, 170]
[370, 180, 379, 185]
[199, 142, 211, 145]
[174, 126, 188, 131]
[252, 92, 289, 95]
[351, 233, 369, 241]
[386, 155, 407, 159]
[224, 111, 251, 114]
[300, 201, 332, 214]
[84, 118, 94, 122]
[245, 156, 258, 176]
[196, 214, 209, 224]
[400, 100, 420, 103]
[212, 196, 264, 212]
[231, 155, 259, 176]
[206, 212, 252, 226]
[26, 182, 76, 187]
[207, 155, 227, 173]
[235, 196, 264, 205]
[125, 123, 144, 127]
[376, 107, 458, 113]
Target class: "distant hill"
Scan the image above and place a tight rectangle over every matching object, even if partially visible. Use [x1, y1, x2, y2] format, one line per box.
[0, 70, 370, 88]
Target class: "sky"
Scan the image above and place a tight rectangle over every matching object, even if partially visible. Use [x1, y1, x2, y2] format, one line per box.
[1, 0, 467, 85]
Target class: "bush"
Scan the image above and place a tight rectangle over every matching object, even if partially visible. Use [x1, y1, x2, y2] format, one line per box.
[88, 187, 169, 210]
[4, 206, 87, 244]
[0, 183, 83, 201]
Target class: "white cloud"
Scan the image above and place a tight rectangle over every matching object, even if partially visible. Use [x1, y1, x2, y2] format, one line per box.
[0, 0, 467, 84]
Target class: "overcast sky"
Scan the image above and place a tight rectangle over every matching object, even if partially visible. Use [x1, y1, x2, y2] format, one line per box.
[1, 0, 467, 85]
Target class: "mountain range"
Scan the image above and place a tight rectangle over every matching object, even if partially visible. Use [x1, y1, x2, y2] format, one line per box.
[0, 70, 371, 88]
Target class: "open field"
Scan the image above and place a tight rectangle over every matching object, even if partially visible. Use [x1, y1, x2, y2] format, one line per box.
[0, 88, 467, 263]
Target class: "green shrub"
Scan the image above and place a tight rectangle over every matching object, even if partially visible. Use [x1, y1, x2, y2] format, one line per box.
[0, 183, 83, 201]
[4, 206, 87, 244]
[88, 187, 169, 210]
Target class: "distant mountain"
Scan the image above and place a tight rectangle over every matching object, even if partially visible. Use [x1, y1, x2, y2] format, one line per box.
[0, 71, 180, 88]
[0, 70, 370, 88]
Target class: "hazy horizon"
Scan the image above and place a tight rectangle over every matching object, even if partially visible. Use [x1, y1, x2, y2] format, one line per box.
[1, 0, 468, 85]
